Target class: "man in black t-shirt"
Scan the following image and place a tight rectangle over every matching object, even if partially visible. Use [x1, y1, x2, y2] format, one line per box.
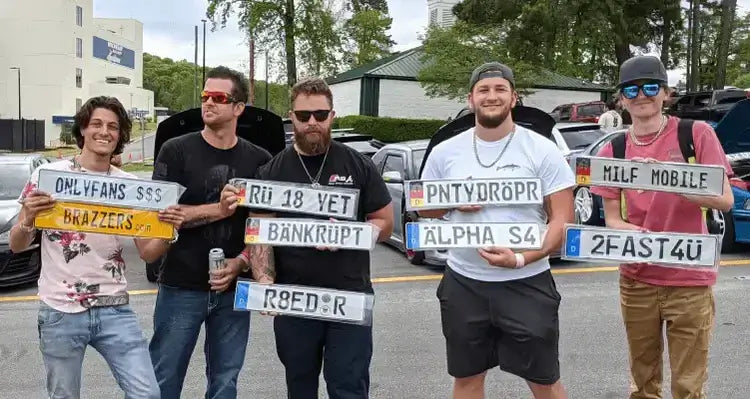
[148, 66, 271, 399]
[221, 78, 393, 398]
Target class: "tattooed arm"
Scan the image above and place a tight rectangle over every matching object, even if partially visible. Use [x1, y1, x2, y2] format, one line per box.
[246, 245, 275, 283]
[180, 203, 233, 229]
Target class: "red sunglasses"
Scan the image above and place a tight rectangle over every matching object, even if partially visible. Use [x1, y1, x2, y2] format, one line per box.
[201, 91, 238, 104]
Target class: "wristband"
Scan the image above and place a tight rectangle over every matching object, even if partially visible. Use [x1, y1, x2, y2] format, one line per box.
[238, 250, 251, 272]
[515, 253, 525, 269]
[19, 219, 36, 233]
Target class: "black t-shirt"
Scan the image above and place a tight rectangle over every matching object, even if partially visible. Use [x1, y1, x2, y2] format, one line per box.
[153, 132, 272, 290]
[254, 141, 391, 293]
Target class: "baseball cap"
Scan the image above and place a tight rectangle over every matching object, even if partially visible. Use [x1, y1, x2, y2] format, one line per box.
[617, 55, 668, 87]
[469, 62, 515, 91]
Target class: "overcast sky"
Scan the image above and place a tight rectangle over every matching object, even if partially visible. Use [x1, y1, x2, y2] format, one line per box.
[93, 0, 750, 85]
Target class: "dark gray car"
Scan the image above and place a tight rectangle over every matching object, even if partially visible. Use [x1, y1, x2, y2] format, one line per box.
[371, 140, 448, 266]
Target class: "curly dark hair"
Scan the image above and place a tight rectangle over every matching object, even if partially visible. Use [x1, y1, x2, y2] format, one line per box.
[72, 96, 132, 155]
[206, 66, 249, 104]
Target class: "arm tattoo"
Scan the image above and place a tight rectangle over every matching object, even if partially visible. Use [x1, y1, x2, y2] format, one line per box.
[249, 245, 276, 281]
[181, 215, 213, 229]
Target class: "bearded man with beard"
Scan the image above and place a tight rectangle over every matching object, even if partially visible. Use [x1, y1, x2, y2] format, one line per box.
[220, 77, 393, 399]
[148, 66, 272, 399]
[419, 62, 574, 399]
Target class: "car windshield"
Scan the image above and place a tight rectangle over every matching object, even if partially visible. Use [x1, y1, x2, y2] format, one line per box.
[561, 129, 607, 150]
[0, 163, 30, 200]
[412, 149, 426, 173]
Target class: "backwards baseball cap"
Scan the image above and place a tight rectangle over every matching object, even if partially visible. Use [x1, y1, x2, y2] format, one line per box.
[617, 55, 668, 87]
[469, 62, 515, 91]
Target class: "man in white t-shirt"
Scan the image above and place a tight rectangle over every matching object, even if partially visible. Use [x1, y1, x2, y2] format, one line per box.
[420, 62, 575, 399]
[598, 98, 624, 130]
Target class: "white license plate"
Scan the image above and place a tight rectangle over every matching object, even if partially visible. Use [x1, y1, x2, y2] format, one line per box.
[575, 156, 725, 196]
[233, 281, 374, 325]
[38, 169, 183, 210]
[404, 177, 543, 211]
[244, 218, 376, 250]
[231, 179, 359, 220]
[405, 222, 543, 250]
[562, 224, 720, 268]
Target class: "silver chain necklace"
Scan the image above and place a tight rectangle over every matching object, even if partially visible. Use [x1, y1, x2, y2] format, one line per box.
[473, 126, 516, 169]
[296, 145, 330, 188]
[629, 115, 667, 146]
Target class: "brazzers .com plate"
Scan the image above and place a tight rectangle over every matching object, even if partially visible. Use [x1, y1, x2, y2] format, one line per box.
[35, 201, 175, 240]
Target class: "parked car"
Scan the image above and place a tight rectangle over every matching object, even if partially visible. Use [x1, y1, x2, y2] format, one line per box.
[0, 154, 50, 288]
[371, 140, 449, 266]
[570, 101, 750, 252]
[667, 88, 750, 124]
[549, 101, 607, 123]
[550, 122, 609, 162]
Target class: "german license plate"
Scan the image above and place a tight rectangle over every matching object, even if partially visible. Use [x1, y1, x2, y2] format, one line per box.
[37, 169, 183, 210]
[233, 281, 374, 325]
[34, 201, 175, 239]
[405, 222, 543, 250]
[562, 224, 719, 268]
[244, 218, 376, 250]
[230, 179, 359, 220]
[575, 156, 725, 196]
[404, 177, 543, 211]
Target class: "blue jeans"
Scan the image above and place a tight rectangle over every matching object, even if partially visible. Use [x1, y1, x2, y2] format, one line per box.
[37, 302, 160, 399]
[274, 316, 373, 399]
[149, 284, 250, 399]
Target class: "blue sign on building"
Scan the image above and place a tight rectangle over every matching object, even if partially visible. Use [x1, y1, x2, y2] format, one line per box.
[92, 36, 135, 69]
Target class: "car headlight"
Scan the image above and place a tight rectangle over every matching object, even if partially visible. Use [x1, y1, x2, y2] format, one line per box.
[0, 230, 9, 244]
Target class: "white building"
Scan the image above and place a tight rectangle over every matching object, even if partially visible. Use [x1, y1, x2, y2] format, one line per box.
[428, 0, 461, 28]
[326, 46, 610, 120]
[0, 0, 153, 146]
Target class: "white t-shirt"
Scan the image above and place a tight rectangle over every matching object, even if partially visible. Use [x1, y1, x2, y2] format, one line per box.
[421, 125, 575, 282]
[598, 110, 623, 130]
[19, 160, 135, 313]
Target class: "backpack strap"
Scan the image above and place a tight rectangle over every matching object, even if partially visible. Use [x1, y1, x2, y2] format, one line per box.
[677, 118, 696, 163]
[610, 133, 628, 221]
[611, 133, 626, 159]
[676, 118, 710, 223]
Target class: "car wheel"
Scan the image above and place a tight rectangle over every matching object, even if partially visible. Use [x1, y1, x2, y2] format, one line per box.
[708, 209, 736, 253]
[574, 187, 601, 225]
[402, 213, 425, 265]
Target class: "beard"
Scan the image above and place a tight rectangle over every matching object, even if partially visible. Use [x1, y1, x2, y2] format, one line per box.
[295, 126, 331, 155]
[475, 103, 511, 129]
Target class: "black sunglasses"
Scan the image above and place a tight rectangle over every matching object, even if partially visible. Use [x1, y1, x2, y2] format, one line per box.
[293, 110, 331, 122]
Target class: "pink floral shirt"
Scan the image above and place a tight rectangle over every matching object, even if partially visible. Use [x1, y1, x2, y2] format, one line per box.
[19, 160, 136, 313]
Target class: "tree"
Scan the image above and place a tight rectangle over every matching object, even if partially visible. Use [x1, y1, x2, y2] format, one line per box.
[418, 22, 538, 100]
[714, 0, 737, 88]
[207, 0, 298, 86]
[343, 9, 395, 67]
[206, 0, 394, 85]
[297, 0, 342, 77]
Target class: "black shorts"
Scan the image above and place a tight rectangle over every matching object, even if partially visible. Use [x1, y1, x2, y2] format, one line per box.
[437, 267, 562, 384]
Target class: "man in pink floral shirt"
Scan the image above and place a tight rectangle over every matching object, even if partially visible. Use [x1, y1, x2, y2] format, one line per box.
[9, 96, 184, 399]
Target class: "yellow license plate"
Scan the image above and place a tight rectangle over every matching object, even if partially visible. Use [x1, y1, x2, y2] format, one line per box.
[34, 201, 175, 239]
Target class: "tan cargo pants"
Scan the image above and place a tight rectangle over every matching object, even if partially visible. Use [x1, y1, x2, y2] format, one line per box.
[620, 275, 715, 399]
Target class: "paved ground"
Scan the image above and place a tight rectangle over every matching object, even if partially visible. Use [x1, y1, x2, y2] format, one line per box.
[122, 133, 156, 163]
[2, 243, 750, 398]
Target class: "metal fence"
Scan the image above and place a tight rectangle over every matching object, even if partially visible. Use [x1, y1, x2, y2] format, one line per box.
[0, 119, 45, 152]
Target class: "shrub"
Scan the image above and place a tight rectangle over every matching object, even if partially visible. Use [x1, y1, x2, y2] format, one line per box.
[333, 115, 446, 142]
